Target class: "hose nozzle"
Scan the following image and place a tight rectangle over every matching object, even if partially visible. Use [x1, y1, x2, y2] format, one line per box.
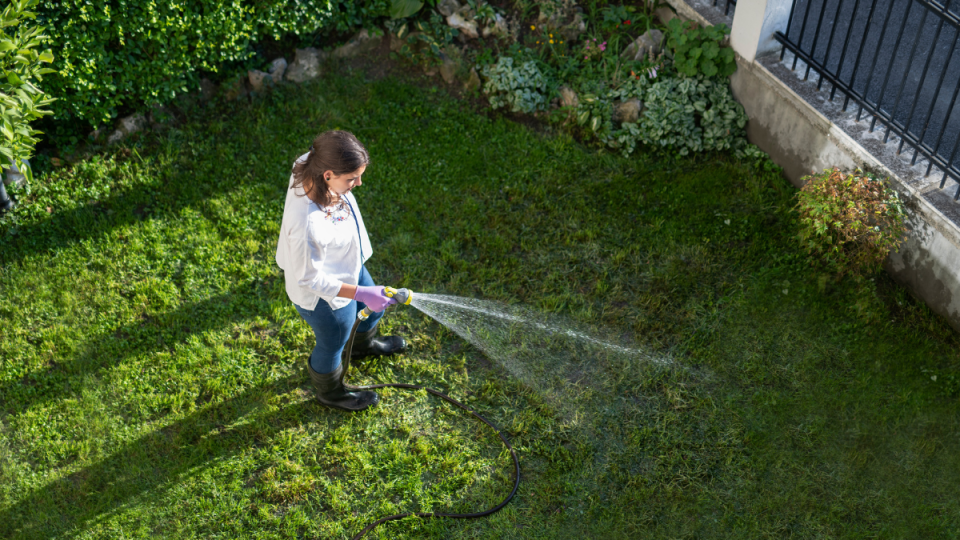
[384, 287, 413, 306]
[358, 287, 414, 320]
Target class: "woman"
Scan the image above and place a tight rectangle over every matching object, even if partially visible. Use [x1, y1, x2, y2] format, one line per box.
[275, 130, 405, 412]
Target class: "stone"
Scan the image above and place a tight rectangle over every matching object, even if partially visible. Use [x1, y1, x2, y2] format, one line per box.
[247, 60, 287, 91]
[200, 77, 217, 101]
[621, 29, 664, 62]
[439, 53, 459, 84]
[106, 129, 126, 145]
[559, 12, 586, 41]
[446, 7, 479, 39]
[119, 113, 147, 135]
[333, 28, 381, 58]
[613, 99, 644, 124]
[537, 0, 586, 41]
[437, 0, 460, 17]
[464, 66, 481, 91]
[536, 0, 567, 27]
[655, 6, 677, 24]
[268, 58, 287, 81]
[504, 15, 522, 43]
[482, 13, 509, 38]
[559, 86, 578, 108]
[106, 112, 148, 144]
[248, 69, 272, 92]
[286, 48, 325, 82]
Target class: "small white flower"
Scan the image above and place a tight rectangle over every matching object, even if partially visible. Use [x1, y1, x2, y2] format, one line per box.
[782, 289, 789, 295]
[724, 219, 731, 225]
[931, 375, 937, 381]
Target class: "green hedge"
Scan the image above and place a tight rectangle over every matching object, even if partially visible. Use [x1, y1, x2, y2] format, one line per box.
[0, 0, 55, 175]
[37, 0, 389, 134]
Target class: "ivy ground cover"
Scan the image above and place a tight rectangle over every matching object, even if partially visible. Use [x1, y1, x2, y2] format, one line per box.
[1, 63, 959, 539]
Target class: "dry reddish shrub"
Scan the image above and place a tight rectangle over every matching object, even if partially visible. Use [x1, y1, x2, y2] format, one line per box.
[796, 168, 908, 278]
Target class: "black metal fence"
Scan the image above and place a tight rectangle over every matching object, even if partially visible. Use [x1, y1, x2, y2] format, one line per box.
[774, 0, 960, 198]
[712, 0, 738, 17]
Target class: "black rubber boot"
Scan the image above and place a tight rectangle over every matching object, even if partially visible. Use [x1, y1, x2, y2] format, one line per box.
[351, 325, 407, 358]
[307, 361, 379, 411]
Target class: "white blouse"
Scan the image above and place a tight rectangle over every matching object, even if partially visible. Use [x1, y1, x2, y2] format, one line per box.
[275, 153, 373, 311]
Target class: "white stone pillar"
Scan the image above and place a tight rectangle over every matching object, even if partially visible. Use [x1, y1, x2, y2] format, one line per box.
[730, 0, 794, 63]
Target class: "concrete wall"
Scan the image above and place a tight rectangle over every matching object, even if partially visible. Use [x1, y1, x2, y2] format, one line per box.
[667, 0, 960, 332]
[729, 57, 859, 186]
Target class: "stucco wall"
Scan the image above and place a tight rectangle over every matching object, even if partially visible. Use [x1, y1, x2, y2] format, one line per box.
[729, 57, 859, 186]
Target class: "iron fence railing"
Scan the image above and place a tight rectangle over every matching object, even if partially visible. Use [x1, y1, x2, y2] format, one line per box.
[712, 0, 737, 17]
[774, 0, 960, 198]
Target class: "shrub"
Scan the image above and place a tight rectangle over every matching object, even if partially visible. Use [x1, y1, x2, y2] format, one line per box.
[664, 18, 735, 79]
[796, 168, 908, 279]
[0, 0, 54, 179]
[480, 56, 548, 114]
[570, 74, 748, 157]
[638, 75, 747, 156]
[36, 0, 389, 134]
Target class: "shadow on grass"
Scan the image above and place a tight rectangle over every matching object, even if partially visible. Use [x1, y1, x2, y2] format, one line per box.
[0, 155, 280, 268]
[0, 376, 317, 539]
[0, 279, 272, 416]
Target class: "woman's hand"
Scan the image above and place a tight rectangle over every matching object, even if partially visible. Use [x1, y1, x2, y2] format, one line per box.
[354, 285, 398, 312]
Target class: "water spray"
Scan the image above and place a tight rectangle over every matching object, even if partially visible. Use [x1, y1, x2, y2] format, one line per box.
[343, 287, 521, 539]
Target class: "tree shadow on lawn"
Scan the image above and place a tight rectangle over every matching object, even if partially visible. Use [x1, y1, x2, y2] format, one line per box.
[0, 279, 270, 417]
[0, 376, 312, 539]
[0, 148, 283, 268]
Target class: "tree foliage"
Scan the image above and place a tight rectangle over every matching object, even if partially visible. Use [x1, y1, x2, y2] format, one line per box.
[0, 0, 54, 179]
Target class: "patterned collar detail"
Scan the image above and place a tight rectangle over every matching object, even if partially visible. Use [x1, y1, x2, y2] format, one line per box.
[323, 198, 352, 223]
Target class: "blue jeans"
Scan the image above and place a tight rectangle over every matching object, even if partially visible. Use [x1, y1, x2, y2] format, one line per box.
[294, 265, 384, 374]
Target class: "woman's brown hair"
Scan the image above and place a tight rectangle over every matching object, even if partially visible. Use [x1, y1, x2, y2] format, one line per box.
[291, 130, 370, 207]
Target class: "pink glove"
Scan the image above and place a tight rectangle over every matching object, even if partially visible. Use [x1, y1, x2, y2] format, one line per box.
[354, 285, 397, 312]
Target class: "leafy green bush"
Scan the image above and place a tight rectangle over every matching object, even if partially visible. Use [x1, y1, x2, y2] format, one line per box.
[796, 168, 908, 278]
[570, 74, 748, 157]
[36, 0, 389, 133]
[638, 75, 747, 155]
[664, 18, 735, 79]
[0, 0, 54, 178]
[480, 56, 548, 114]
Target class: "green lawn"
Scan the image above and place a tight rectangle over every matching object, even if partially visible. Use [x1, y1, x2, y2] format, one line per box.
[2, 59, 959, 539]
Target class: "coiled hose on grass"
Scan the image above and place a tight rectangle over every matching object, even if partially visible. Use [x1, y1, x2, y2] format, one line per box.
[341, 315, 521, 539]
